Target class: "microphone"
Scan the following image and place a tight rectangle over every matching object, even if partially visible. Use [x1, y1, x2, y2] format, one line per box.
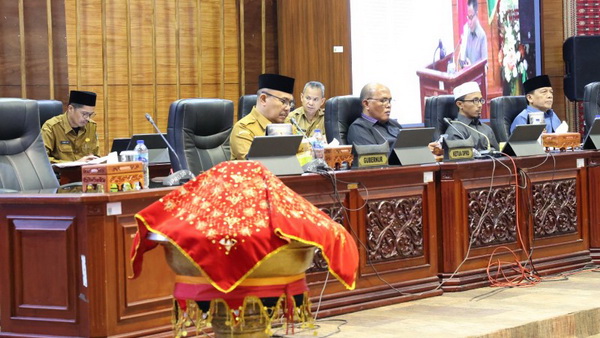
[451, 119, 492, 152]
[290, 117, 310, 139]
[443, 118, 468, 140]
[144, 113, 195, 186]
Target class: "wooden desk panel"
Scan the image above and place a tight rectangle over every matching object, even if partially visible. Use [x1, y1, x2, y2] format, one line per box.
[283, 165, 442, 317]
[587, 152, 600, 264]
[0, 189, 175, 337]
[439, 152, 592, 291]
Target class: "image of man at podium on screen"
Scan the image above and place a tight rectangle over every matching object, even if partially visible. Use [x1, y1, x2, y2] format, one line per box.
[229, 73, 295, 160]
[447, 82, 499, 151]
[459, 0, 488, 68]
[510, 75, 561, 134]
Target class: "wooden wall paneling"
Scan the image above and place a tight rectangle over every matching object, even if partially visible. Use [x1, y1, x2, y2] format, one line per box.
[46, 0, 54, 99]
[179, 0, 201, 88]
[18, 0, 27, 98]
[107, 86, 133, 140]
[0, 2, 21, 97]
[263, 0, 278, 74]
[50, 0, 69, 104]
[77, 2, 104, 87]
[155, 2, 177, 86]
[277, 0, 352, 102]
[540, 0, 566, 120]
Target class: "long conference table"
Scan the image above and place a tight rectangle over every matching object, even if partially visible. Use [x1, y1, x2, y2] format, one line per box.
[1, 150, 598, 337]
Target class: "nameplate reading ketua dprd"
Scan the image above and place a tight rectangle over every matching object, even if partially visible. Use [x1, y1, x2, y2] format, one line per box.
[443, 137, 474, 161]
[358, 153, 388, 167]
[448, 147, 473, 160]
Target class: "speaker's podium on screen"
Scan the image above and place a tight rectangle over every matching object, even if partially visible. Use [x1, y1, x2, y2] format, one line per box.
[416, 52, 488, 120]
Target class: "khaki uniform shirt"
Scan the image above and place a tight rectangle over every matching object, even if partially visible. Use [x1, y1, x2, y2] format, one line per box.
[229, 107, 271, 160]
[285, 107, 325, 137]
[41, 113, 99, 163]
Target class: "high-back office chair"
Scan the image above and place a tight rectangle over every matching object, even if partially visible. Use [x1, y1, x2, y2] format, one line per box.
[489, 96, 528, 143]
[237, 94, 257, 120]
[324, 95, 362, 144]
[38, 100, 64, 127]
[423, 95, 458, 141]
[167, 98, 234, 175]
[583, 82, 600, 134]
[0, 98, 60, 192]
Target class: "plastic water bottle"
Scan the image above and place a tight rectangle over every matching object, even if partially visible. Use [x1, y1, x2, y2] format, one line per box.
[312, 129, 325, 159]
[134, 140, 149, 189]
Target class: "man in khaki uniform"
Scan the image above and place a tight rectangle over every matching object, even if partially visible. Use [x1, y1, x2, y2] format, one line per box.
[41, 90, 100, 163]
[285, 81, 325, 137]
[230, 74, 295, 160]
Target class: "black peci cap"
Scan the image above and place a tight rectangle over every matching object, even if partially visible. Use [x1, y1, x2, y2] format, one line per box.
[68, 90, 97, 106]
[258, 74, 295, 94]
[523, 75, 552, 94]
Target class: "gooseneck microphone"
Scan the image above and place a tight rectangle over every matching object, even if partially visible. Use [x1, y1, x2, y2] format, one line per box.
[451, 119, 492, 151]
[289, 117, 310, 139]
[144, 113, 195, 186]
[145, 113, 184, 169]
[443, 117, 468, 140]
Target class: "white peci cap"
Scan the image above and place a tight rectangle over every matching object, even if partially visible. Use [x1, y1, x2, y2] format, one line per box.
[453, 82, 481, 99]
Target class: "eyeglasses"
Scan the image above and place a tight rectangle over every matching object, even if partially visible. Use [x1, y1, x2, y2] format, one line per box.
[263, 91, 295, 108]
[79, 110, 96, 119]
[461, 98, 486, 105]
[467, 13, 476, 20]
[366, 97, 393, 105]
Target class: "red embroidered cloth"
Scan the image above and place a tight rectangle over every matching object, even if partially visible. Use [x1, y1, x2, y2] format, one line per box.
[130, 161, 358, 293]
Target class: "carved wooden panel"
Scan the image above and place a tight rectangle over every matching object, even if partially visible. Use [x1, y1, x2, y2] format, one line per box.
[7, 216, 78, 322]
[532, 179, 578, 239]
[366, 197, 424, 263]
[468, 186, 517, 247]
[306, 205, 344, 273]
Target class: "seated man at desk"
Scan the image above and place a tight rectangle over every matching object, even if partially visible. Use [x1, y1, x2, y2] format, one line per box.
[230, 73, 295, 160]
[347, 83, 401, 149]
[285, 81, 326, 137]
[446, 82, 499, 151]
[41, 90, 99, 163]
[510, 75, 561, 133]
[347, 83, 441, 154]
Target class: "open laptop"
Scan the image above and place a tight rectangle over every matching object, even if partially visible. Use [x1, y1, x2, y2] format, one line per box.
[247, 134, 303, 176]
[110, 137, 131, 154]
[126, 133, 170, 163]
[502, 124, 546, 157]
[584, 118, 600, 149]
[389, 127, 436, 166]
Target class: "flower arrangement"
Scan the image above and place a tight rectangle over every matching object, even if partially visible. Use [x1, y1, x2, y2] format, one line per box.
[497, 0, 528, 94]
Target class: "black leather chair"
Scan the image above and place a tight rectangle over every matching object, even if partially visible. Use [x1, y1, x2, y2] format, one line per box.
[237, 94, 257, 120]
[324, 95, 362, 144]
[0, 98, 60, 192]
[423, 95, 459, 141]
[490, 96, 527, 142]
[38, 100, 63, 127]
[583, 82, 600, 134]
[167, 98, 234, 175]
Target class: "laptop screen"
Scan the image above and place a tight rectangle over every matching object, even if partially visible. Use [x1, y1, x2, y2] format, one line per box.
[507, 124, 545, 142]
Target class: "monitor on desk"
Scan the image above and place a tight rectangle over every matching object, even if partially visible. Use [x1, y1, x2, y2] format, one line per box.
[389, 127, 436, 166]
[502, 124, 546, 157]
[584, 118, 600, 150]
[110, 138, 131, 154]
[126, 133, 170, 163]
[247, 135, 303, 176]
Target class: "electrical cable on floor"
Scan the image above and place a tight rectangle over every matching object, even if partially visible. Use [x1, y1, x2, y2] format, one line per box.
[435, 156, 498, 290]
